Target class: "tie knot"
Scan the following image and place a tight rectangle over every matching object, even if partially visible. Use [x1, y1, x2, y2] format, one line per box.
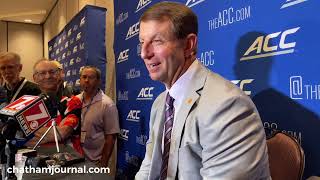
[166, 93, 174, 107]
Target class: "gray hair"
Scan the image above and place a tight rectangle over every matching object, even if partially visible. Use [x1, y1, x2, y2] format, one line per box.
[0, 52, 21, 64]
[33, 58, 61, 74]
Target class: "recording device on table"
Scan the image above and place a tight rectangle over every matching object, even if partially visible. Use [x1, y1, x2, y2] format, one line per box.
[0, 92, 83, 179]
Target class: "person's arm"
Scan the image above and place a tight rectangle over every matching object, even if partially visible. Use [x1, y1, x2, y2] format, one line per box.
[199, 95, 270, 179]
[26, 114, 78, 146]
[99, 134, 116, 167]
[27, 96, 82, 146]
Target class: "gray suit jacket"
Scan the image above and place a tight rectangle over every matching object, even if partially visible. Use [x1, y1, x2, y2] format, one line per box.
[135, 61, 271, 180]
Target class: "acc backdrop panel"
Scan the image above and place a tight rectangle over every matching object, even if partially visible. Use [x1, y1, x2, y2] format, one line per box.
[48, 5, 107, 91]
[115, 0, 320, 179]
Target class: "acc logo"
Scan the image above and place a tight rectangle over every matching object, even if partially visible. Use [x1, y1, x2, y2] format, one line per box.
[62, 53, 66, 60]
[136, 0, 152, 13]
[240, 27, 300, 61]
[67, 29, 72, 37]
[126, 22, 140, 40]
[76, 57, 82, 63]
[76, 32, 82, 41]
[70, 38, 74, 45]
[116, 12, 129, 25]
[186, 0, 206, 8]
[117, 49, 129, 63]
[75, 79, 80, 86]
[231, 79, 254, 95]
[119, 129, 129, 141]
[80, 16, 86, 27]
[118, 91, 129, 101]
[73, 24, 78, 31]
[125, 151, 139, 166]
[126, 68, 141, 79]
[64, 41, 69, 48]
[80, 43, 85, 50]
[136, 135, 148, 146]
[73, 45, 78, 53]
[72, 69, 77, 76]
[126, 110, 141, 122]
[137, 87, 154, 100]
[281, 0, 307, 9]
[137, 43, 141, 56]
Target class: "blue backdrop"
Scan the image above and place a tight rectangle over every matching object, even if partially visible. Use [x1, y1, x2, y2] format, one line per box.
[49, 5, 107, 91]
[114, 0, 320, 179]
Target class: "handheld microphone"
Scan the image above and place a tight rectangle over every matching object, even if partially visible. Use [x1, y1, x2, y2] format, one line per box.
[0, 95, 53, 138]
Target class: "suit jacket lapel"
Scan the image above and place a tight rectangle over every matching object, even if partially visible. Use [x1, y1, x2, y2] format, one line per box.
[167, 61, 208, 179]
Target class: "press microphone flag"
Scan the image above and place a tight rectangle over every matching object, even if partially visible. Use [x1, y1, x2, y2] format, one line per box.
[0, 95, 52, 137]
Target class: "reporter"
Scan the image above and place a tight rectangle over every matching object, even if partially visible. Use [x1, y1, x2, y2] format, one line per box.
[26, 59, 83, 154]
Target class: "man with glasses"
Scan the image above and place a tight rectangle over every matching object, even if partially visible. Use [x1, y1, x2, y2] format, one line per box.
[26, 59, 83, 155]
[0, 52, 41, 103]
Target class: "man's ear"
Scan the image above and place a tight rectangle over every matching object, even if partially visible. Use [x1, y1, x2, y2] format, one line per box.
[184, 33, 198, 58]
[18, 64, 23, 72]
[33, 74, 37, 83]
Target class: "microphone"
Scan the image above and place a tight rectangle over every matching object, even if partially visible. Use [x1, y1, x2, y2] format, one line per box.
[0, 86, 8, 109]
[0, 94, 53, 139]
[46, 92, 60, 118]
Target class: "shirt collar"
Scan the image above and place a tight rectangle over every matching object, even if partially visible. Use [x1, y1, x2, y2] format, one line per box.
[167, 60, 198, 106]
[80, 89, 103, 105]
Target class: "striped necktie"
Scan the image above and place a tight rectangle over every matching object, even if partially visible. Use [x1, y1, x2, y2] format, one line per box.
[160, 93, 175, 180]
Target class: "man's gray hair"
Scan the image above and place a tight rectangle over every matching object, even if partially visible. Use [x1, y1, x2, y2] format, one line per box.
[0, 52, 21, 64]
[33, 58, 61, 74]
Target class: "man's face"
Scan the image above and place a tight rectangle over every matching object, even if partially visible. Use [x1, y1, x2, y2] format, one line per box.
[0, 58, 22, 85]
[33, 61, 60, 93]
[139, 20, 187, 88]
[80, 68, 100, 94]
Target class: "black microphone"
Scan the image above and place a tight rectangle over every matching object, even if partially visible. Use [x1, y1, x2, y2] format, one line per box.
[0, 86, 8, 109]
[45, 92, 60, 118]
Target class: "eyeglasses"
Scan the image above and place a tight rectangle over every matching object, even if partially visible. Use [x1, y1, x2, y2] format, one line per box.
[35, 68, 60, 78]
[0, 64, 19, 71]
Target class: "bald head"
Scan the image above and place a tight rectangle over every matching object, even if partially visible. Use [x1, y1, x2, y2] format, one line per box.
[33, 59, 62, 93]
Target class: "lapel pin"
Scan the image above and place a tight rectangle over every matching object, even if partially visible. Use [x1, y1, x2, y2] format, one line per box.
[187, 98, 192, 104]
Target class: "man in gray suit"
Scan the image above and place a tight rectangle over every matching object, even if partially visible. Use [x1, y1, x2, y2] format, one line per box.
[135, 2, 271, 180]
